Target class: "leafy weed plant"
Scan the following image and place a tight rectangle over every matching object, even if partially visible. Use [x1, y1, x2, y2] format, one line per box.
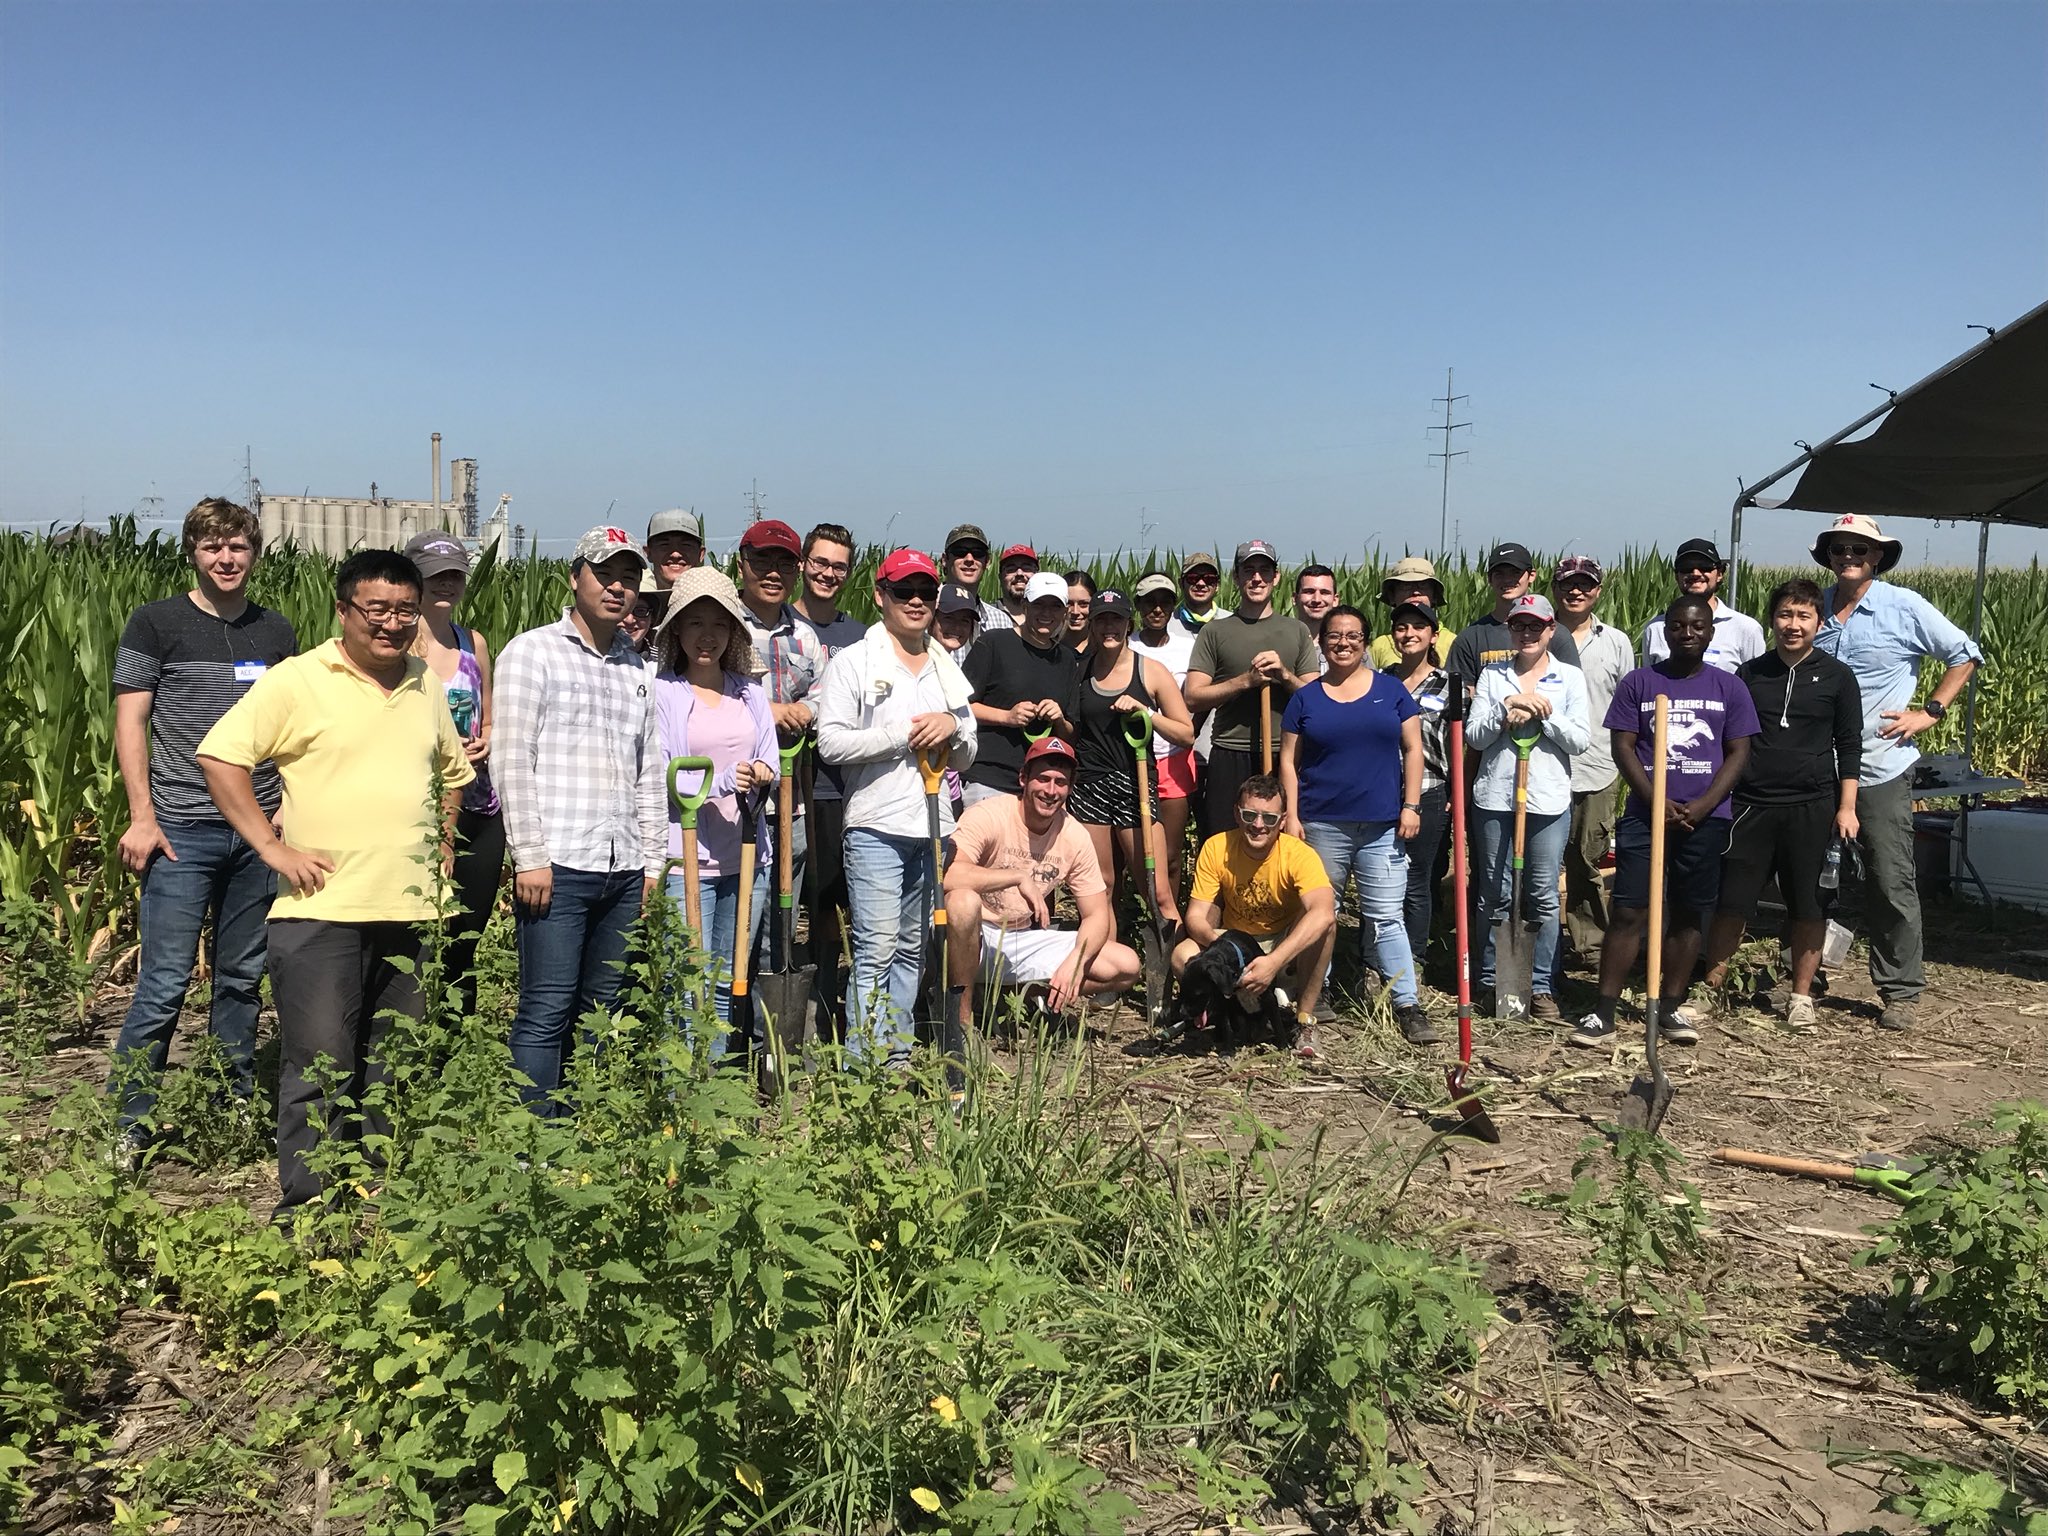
[1828, 1448, 2048, 1535]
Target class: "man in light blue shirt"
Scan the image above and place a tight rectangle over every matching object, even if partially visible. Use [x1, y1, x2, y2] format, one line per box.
[1811, 515, 1980, 1032]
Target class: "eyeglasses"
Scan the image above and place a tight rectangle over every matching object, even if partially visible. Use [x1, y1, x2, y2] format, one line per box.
[1506, 620, 1550, 635]
[346, 599, 420, 627]
[883, 580, 939, 604]
[1828, 542, 1874, 559]
[1183, 570, 1218, 585]
[1322, 629, 1366, 646]
[805, 556, 851, 577]
[744, 547, 798, 567]
[1237, 808, 1283, 829]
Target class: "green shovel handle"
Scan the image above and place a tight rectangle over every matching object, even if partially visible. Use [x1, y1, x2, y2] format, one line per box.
[1511, 720, 1543, 755]
[1024, 723, 1052, 744]
[667, 755, 714, 831]
[1121, 706, 1153, 751]
[778, 735, 805, 777]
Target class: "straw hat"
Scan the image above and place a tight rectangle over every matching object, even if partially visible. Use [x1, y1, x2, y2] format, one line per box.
[1378, 555, 1446, 608]
[1809, 513, 1903, 575]
[653, 566, 762, 676]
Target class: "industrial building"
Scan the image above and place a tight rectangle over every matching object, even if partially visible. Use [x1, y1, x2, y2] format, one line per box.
[255, 435, 512, 563]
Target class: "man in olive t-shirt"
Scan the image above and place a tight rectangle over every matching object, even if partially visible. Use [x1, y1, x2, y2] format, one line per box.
[1183, 540, 1320, 839]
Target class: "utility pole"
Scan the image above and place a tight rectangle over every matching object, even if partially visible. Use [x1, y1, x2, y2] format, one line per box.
[744, 480, 766, 525]
[1427, 369, 1470, 554]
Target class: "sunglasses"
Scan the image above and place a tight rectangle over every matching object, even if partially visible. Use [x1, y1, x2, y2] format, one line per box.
[883, 580, 939, 604]
[946, 545, 989, 561]
[1828, 542, 1874, 559]
[1237, 808, 1283, 829]
[1676, 563, 1717, 577]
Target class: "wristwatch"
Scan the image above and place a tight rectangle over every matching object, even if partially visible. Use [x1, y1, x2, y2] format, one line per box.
[1923, 699, 1948, 722]
[1402, 801, 1422, 812]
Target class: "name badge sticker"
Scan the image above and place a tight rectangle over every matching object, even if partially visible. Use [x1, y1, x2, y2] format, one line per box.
[233, 660, 268, 684]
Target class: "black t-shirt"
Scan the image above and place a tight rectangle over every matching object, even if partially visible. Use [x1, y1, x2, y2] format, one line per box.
[1445, 612, 1581, 684]
[961, 630, 1080, 788]
[1734, 649, 1864, 804]
[113, 595, 298, 820]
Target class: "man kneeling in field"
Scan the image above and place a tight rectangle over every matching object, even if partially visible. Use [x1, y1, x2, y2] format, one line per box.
[943, 737, 1141, 1031]
[1169, 773, 1337, 1056]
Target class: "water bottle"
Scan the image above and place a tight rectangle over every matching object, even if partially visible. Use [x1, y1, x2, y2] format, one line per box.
[1819, 839, 1843, 891]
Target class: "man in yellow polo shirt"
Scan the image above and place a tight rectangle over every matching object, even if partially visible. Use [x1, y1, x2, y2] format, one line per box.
[1169, 772, 1336, 1057]
[198, 547, 472, 1219]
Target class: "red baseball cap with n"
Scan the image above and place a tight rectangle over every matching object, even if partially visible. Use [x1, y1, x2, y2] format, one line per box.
[739, 519, 801, 556]
[877, 548, 940, 583]
[1021, 736, 1078, 775]
[998, 543, 1038, 565]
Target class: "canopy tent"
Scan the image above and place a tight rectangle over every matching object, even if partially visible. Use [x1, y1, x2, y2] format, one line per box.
[1728, 297, 2048, 757]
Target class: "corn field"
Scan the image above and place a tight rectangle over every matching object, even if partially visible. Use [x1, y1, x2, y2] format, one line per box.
[2, 518, 2042, 1003]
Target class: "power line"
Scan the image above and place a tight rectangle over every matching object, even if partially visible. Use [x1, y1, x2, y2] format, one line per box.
[1427, 368, 1471, 553]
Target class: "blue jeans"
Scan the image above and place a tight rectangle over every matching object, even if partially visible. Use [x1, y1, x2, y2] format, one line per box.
[108, 819, 275, 1129]
[843, 828, 936, 1070]
[1474, 807, 1569, 994]
[666, 867, 769, 1053]
[510, 865, 644, 1111]
[1303, 819, 1419, 1006]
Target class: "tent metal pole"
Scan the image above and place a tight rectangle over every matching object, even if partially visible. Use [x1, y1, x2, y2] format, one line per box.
[1963, 517, 1989, 757]
[1728, 496, 1746, 610]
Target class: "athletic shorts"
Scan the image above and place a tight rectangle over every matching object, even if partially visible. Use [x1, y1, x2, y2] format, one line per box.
[1155, 748, 1197, 801]
[1067, 768, 1157, 831]
[978, 923, 1082, 986]
[1717, 798, 1833, 922]
[1612, 816, 1731, 914]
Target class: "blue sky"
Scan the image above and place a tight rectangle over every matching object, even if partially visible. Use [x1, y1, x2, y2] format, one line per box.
[3, 1, 2043, 569]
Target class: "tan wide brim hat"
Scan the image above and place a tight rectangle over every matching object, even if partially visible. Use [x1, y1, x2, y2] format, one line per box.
[1378, 555, 1446, 608]
[653, 566, 763, 676]
[1810, 513, 1903, 575]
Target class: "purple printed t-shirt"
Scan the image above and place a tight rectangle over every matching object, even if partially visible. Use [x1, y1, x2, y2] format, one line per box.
[1603, 662, 1761, 823]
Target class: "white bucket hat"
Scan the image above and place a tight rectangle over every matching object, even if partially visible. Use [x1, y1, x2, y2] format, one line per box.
[1811, 514, 1903, 575]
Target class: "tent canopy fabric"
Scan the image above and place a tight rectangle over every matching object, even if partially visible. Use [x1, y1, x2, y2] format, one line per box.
[1749, 298, 2048, 529]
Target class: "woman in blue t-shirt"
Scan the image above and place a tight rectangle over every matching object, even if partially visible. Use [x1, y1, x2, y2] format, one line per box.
[1278, 605, 1431, 1042]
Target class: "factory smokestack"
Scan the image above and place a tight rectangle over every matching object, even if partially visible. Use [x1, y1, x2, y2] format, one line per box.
[431, 432, 443, 522]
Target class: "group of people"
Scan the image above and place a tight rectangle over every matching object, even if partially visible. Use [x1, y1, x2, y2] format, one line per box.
[108, 497, 1980, 1213]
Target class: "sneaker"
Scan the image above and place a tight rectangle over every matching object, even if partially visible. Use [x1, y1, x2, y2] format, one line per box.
[1312, 991, 1337, 1026]
[1785, 994, 1817, 1030]
[1877, 999, 1917, 1033]
[1292, 1022, 1323, 1061]
[109, 1126, 148, 1176]
[1395, 1003, 1440, 1045]
[1529, 993, 1563, 1023]
[1659, 1005, 1701, 1046]
[1568, 1013, 1618, 1049]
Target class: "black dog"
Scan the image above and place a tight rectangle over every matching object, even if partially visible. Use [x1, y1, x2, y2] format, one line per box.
[1170, 930, 1293, 1046]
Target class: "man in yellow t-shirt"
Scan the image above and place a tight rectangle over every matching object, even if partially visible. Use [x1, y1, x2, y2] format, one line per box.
[197, 548, 472, 1219]
[1169, 772, 1336, 1056]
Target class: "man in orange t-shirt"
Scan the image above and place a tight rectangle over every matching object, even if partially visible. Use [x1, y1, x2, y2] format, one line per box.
[944, 738, 1141, 1030]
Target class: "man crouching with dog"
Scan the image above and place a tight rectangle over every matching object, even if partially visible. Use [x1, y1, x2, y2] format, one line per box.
[943, 736, 1142, 1035]
[1169, 773, 1337, 1057]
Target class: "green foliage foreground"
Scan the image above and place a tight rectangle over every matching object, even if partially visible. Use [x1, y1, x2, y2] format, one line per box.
[1, 894, 1492, 1534]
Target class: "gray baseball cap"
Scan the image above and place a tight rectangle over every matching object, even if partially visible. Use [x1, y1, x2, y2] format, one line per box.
[647, 508, 701, 541]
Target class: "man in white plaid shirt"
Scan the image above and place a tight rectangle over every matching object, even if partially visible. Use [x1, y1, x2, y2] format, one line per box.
[494, 525, 667, 1113]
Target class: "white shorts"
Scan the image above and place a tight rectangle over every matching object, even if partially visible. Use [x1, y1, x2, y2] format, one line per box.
[977, 923, 1081, 986]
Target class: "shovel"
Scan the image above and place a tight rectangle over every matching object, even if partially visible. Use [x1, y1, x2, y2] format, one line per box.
[1712, 1146, 1922, 1204]
[917, 745, 966, 1101]
[1122, 706, 1173, 1033]
[753, 738, 816, 1096]
[1444, 678, 1499, 1143]
[1259, 679, 1273, 774]
[1620, 695, 1675, 1134]
[1492, 723, 1542, 1021]
[664, 755, 714, 937]
[729, 784, 767, 1068]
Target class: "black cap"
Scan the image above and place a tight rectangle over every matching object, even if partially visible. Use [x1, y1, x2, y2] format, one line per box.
[1088, 589, 1134, 623]
[1674, 537, 1725, 569]
[936, 583, 982, 616]
[1486, 541, 1534, 573]
[1388, 599, 1440, 630]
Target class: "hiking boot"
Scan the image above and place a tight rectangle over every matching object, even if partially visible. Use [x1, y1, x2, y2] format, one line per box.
[1568, 1013, 1618, 1049]
[1659, 1006, 1700, 1047]
[1529, 993, 1563, 1023]
[1785, 994, 1817, 1030]
[1313, 990, 1337, 1026]
[1877, 998, 1917, 1033]
[1395, 1003, 1440, 1045]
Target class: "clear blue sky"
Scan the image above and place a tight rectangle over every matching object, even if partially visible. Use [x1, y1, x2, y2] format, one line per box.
[4, 1, 2043, 568]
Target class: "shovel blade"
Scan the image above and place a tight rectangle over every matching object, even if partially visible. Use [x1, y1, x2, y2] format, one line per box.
[1445, 1064, 1501, 1144]
[753, 967, 816, 1090]
[1618, 1070, 1675, 1134]
[1492, 920, 1534, 1020]
[1140, 922, 1171, 1031]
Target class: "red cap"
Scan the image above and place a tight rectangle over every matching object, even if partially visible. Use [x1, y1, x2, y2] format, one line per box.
[739, 519, 801, 556]
[1021, 736, 1078, 775]
[877, 547, 940, 583]
[998, 543, 1037, 564]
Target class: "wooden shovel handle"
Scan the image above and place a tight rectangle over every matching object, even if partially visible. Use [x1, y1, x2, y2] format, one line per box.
[1259, 682, 1273, 774]
[1714, 1147, 1856, 1182]
[1647, 695, 1669, 1000]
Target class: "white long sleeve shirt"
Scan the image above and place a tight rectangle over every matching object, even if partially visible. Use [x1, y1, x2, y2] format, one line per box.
[1467, 657, 1591, 818]
[815, 624, 977, 841]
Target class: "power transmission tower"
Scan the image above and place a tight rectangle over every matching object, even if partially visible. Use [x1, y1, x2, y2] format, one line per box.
[744, 480, 767, 525]
[1427, 369, 1470, 553]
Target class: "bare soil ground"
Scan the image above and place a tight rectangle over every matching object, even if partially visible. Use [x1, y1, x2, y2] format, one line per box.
[15, 894, 2048, 1535]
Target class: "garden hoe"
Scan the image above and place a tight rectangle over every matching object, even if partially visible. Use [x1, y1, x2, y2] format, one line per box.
[753, 738, 816, 1096]
[1123, 707, 1174, 1034]
[917, 745, 967, 1105]
[664, 756, 714, 937]
[1620, 695, 1676, 1134]
[1444, 679, 1499, 1143]
[1492, 722, 1543, 1021]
